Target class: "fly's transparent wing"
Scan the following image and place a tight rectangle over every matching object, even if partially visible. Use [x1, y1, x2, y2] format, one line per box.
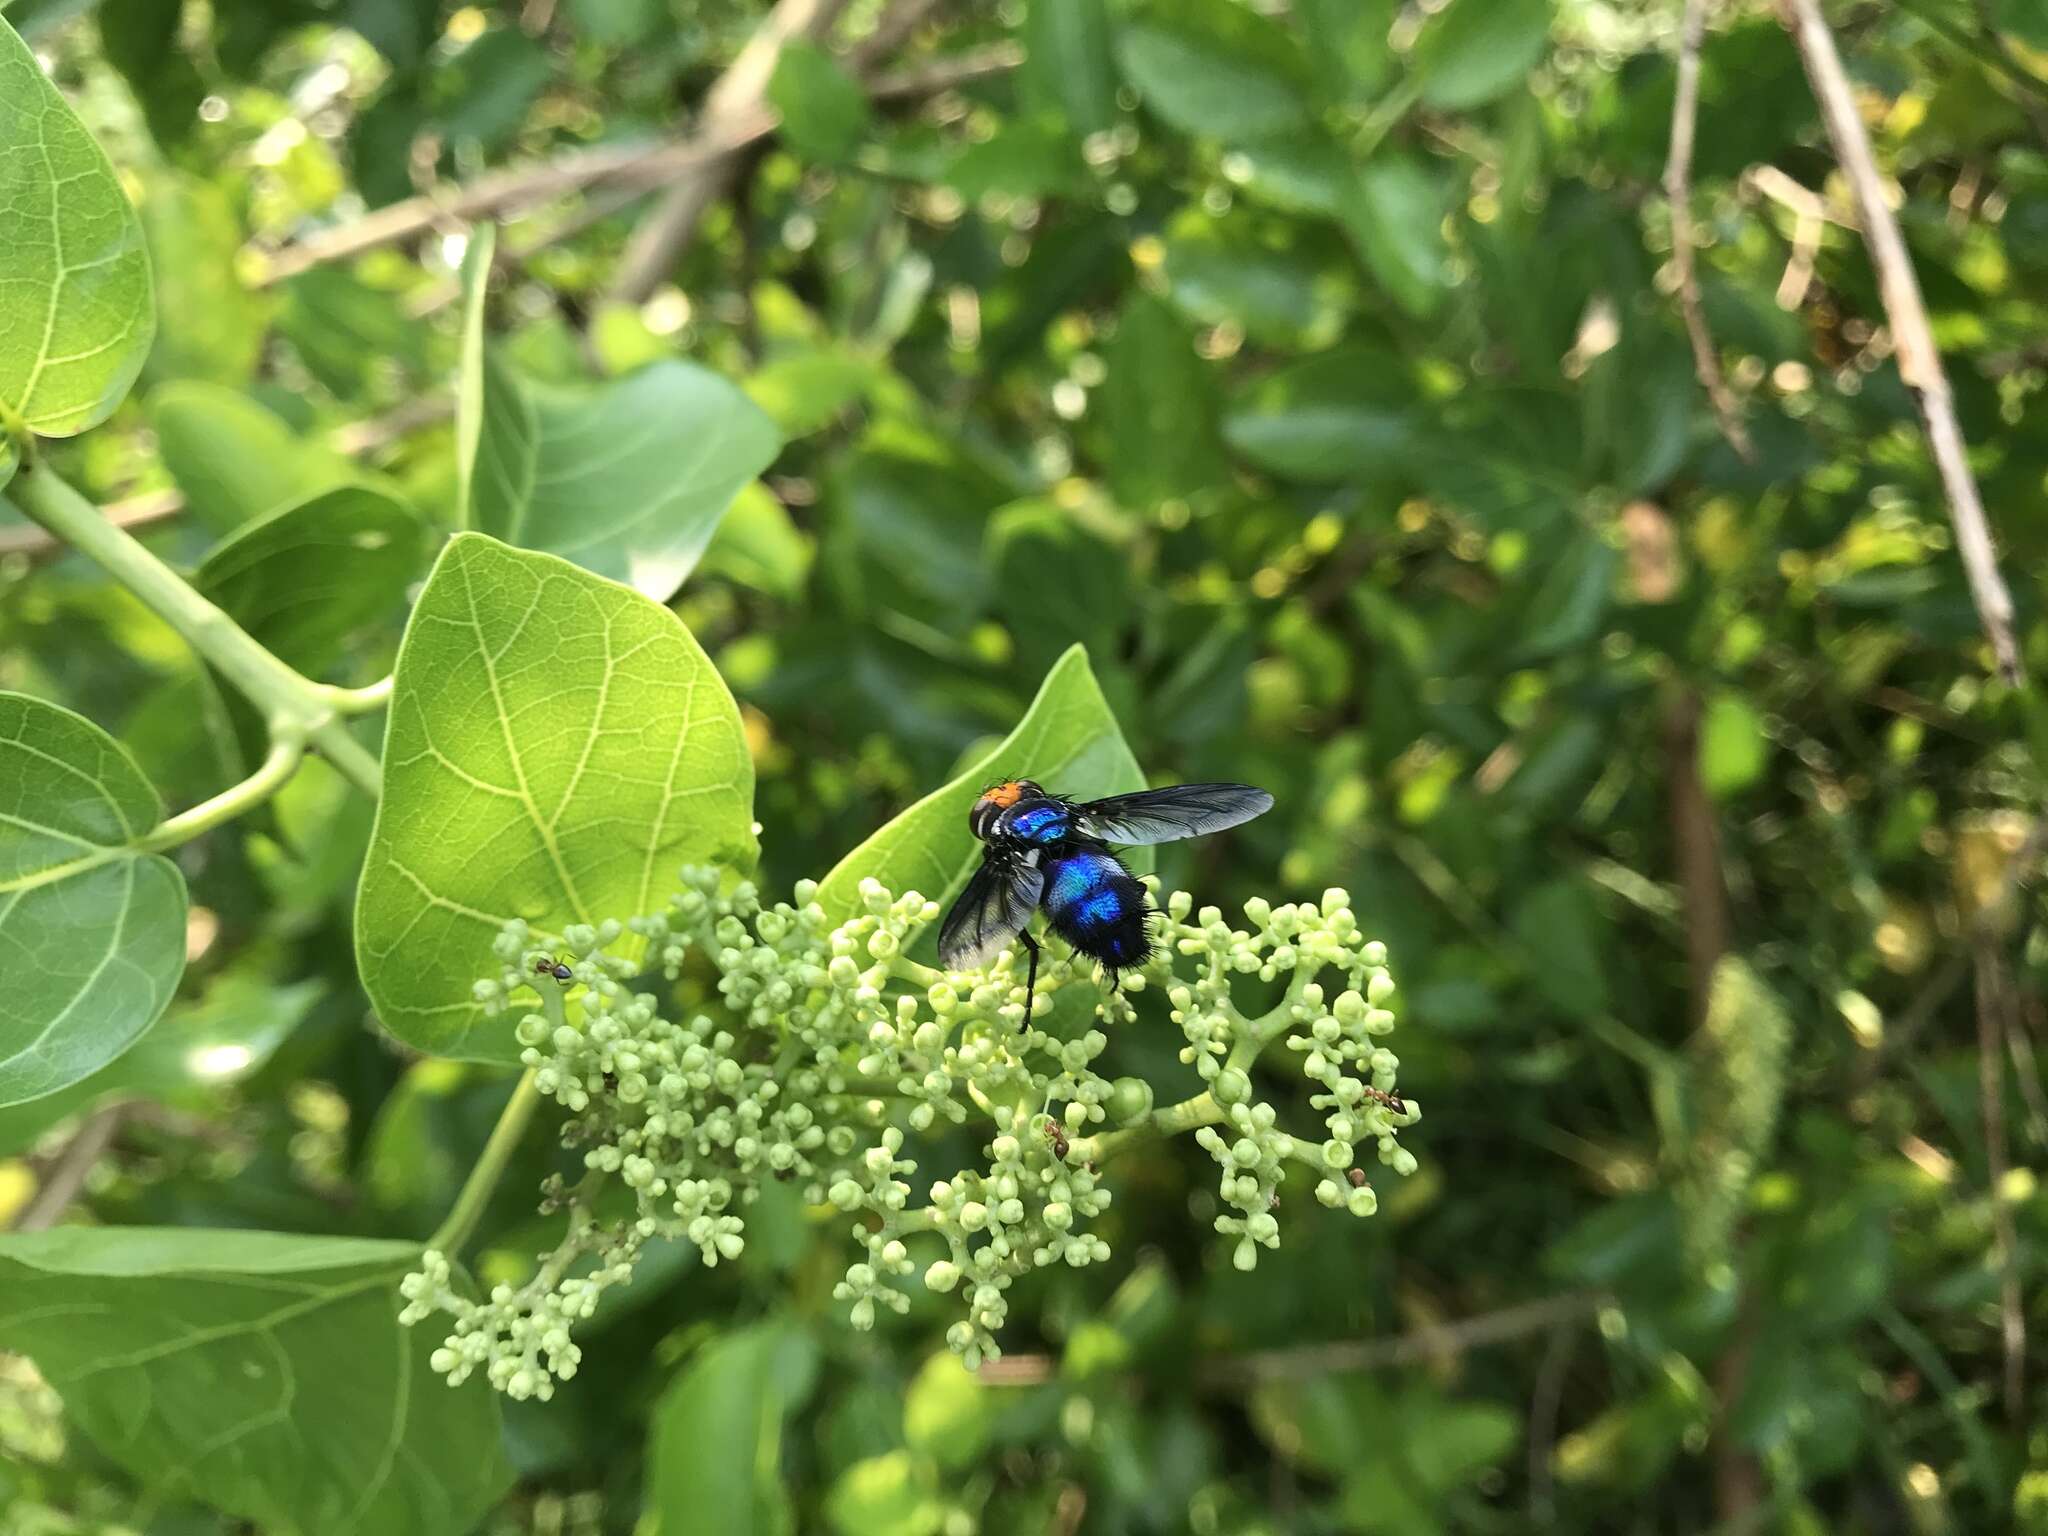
[1071, 783, 1274, 846]
[938, 849, 1045, 970]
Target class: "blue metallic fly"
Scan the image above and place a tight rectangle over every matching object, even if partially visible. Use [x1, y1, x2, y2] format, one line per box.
[938, 778, 1274, 1003]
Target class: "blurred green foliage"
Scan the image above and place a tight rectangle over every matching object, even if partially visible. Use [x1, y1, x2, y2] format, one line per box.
[1, 0, 2047, 1531]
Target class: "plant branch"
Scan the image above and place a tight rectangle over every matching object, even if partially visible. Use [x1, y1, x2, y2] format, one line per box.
[429, 1068, 543, 1255]
[249, 125, 776, 288]
[138, 736, 303, 853]
[1779, 0, 2024, 685]
[1065, 1089, 1223, 1165]
[1664, 0, 1754, 460]
[1198, 1291, 1609, 1386]
[1972, 942, 2025, 1420]
[11, 1103, 129, 1231]
[324, 675, 395, 715]
[8, 465, 379, 798]
[0, 396, 452, 561]
[604, 0, 854, 307]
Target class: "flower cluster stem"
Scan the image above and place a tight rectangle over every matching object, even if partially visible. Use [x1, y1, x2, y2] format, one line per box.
[430, 1068, 542, 1255]
[9, 464, 383, 799]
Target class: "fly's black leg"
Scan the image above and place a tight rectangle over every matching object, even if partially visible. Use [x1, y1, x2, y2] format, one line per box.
[1018, 930, 1042, 1022]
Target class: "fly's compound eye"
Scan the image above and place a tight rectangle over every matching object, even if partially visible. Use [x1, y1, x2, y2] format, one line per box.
[969, 797, 1001, 839]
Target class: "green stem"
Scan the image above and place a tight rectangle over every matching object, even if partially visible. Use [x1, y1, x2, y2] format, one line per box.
[137, 736, 304, 853]
[324, 675, 394, 714]
[1067, 1089, 1224, 1165]
[10, 465, 381, 799]
[428, 1068, 541, 1255]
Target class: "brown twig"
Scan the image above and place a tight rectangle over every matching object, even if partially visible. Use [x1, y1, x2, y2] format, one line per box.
[604, 0, 854, 307]
[1973, 943, 2025, 1420]
[0, 397, 454, 560]
[249, 120, 776, 289]
[1858, 816, 2048, 1084]
[972, 1292, 1609, 1389]
[1663, 686, 1731, 1023]
[1526, 1315, 1578, 1522]
[1779, 0, 2024, 685]
[1197, 1291, 1607, 1386]
[865, 40, 1023, 100]
[1664, 0, 1754, 461]
[11, 1103, 128, 1231]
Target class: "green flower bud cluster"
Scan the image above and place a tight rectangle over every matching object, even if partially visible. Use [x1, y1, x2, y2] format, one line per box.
[1159, 888, 1419, 1272]
[403, 867, 1414, 1396]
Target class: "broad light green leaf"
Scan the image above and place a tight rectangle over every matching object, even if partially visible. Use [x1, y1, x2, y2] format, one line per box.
[151, 382, 353, 535]
[1223, 348, 1414, 479]
[903, 1352, 992, 1472]
[1411, 0, 1552, 111]
[699, 481, 813, 599]
[0, 693, 186, 1107]
[471, 351, 783, 602]
[454, 221, 495, 528]
[742, 346, 874, 436]
[195, 483, 429, 676]
[827, 1451, 942, 1536]
[647, 1319, 817, 1536]
[1100, 293, 1226, 509]
[768, 41, 871, 164]
[1115, 22, 1308, 141]
[817, 644, 1144, 923]
[0, 1226, 510, 1536]
[0, 971, 321, 1154]
[1699, 692, 1769, 800]
[1021, 0, 1119, 138]
[355, 533, 757, 1059]
[139, 172, 268, 387]
[0, 14, 156, 482]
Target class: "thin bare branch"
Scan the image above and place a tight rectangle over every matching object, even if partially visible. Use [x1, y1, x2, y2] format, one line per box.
[0, 397, 452, 560]
[12, 1103, 127, 1231]
[972, 1291, 1608, 1390]
[1973, 943, 2025, 1419]
[866, 41, 1024, 101]
[604, 0, 854, 308]
[1664, 0, 1754, 461]
[1199, 1291, 1607, 1386]
[1779, 0, 2024, 685]
[249, 118, 775, 289]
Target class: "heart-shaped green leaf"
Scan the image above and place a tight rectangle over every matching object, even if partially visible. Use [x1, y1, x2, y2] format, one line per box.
[355, 533, 757, 1059]
[195, 483, 429, 676]
[0, 693, 187, 1107]
[816, 644, 1144, 923]
[0, 15, 157, 484]
[0, 1226, 510, 1536]
[470, 352, 782, 601]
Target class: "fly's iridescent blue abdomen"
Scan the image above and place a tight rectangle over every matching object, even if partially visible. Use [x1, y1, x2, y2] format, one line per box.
[1042, 849, 1151, 971]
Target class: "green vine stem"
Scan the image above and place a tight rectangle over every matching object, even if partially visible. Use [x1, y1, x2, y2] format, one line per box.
[138, 736, 305, 852]
[429, 1067, 542, 1256]
[9, 464, 382, 798]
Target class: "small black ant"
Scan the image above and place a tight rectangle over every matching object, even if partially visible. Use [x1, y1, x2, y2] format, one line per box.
[1361, 1086, 1406, 1114]
[1042, 1118, 1069, 1160]
[533, 956, 574, 982]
